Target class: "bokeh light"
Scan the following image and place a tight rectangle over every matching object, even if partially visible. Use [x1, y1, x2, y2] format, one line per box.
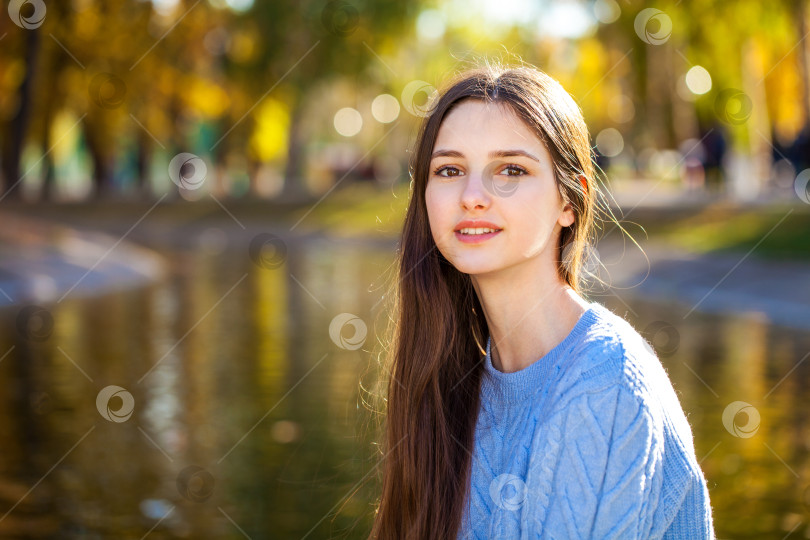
[596, 127, 624, 157]
[371, 94, 400, 124]
[416, 9, 446, 41]
[685, 65, 712, 95]
[333, 107, 363, 137]
[593, 0, 620, 24]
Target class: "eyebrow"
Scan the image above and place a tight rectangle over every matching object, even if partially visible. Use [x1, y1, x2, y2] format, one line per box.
[430, 149, 540, 162]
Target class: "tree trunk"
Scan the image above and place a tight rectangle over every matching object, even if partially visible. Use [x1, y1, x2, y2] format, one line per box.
[83, 118, 115, 199]
[39, 120, 55, 202]
[645, 42, 672, 150]
[1, 28, 41, 201]
[135, 126, 152, 200]
[739, 38, 772, 200]
[280, 98, 310, 203]
[669, 42, 699, 145]
[39, 69, 56, 202]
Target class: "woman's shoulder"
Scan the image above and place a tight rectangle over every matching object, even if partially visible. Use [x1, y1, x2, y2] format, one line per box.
[521, 303, 713, 537]
[562, 302, 673, 393]
[554, 302, 698, 453]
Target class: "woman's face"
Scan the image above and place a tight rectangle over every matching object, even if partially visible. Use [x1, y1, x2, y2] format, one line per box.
[425, 99, 575, 277]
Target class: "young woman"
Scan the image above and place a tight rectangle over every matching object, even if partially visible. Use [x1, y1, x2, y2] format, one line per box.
[368, 63, 715, 539]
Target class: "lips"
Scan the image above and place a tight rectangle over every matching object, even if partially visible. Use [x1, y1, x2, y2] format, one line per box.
[454, 229, 502, 244]
[453, 220, 503, 232]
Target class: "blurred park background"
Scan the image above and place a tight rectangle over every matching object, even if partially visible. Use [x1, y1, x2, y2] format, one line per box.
[1, 0, 810, 538]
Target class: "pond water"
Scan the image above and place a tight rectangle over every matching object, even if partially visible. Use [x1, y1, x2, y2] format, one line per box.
[1, 233, 808, 538]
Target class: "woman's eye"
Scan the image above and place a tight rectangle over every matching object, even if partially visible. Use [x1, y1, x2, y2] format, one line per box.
[434, 166, 462, 177]
[502, 165, 528, 176]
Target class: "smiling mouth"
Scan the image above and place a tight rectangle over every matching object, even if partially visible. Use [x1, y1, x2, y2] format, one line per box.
[455, 227, 502, 235]
[453, 228, 502, 244]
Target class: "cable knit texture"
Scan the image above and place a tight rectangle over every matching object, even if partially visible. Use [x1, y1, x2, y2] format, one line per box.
[457, 301, 715, 539]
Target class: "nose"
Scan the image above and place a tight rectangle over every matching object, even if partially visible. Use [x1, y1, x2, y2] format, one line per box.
[460, 172, 492, 211]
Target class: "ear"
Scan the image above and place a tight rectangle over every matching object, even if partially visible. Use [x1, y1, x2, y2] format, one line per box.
[559, 198, 576, 227]
[559, 174, 586, 228]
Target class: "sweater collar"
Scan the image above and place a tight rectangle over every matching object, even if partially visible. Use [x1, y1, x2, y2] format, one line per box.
[480, 301, 603, 404]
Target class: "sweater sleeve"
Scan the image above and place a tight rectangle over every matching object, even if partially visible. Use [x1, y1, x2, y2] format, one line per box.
[525, 381, 665, 538]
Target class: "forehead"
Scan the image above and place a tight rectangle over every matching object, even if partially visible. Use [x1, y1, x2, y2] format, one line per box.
[433, 99, 543, 154]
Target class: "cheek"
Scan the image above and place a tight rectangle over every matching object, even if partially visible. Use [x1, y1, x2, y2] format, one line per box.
[507, 187, 560, 250]
[425, 184, 459, 250]
[424, 185, 445, 233]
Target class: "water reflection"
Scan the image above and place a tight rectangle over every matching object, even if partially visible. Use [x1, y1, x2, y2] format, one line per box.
[0, 238, 808, 538]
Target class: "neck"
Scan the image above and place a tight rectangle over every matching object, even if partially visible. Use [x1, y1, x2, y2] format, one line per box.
[471, 260, 590, 374]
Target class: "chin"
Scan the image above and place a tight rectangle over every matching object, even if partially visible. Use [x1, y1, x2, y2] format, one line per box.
[450, 259, 502, 276]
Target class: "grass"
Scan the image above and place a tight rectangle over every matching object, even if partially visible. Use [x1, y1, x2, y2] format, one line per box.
[292, 181, 411, 239]
[646, 203, 810, 261]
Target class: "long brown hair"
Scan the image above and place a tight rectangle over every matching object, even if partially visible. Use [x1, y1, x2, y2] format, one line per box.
[366, 61, 619, 539]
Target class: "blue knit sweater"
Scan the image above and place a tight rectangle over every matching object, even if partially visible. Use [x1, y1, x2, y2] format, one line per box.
[458, 301, 715, 539]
